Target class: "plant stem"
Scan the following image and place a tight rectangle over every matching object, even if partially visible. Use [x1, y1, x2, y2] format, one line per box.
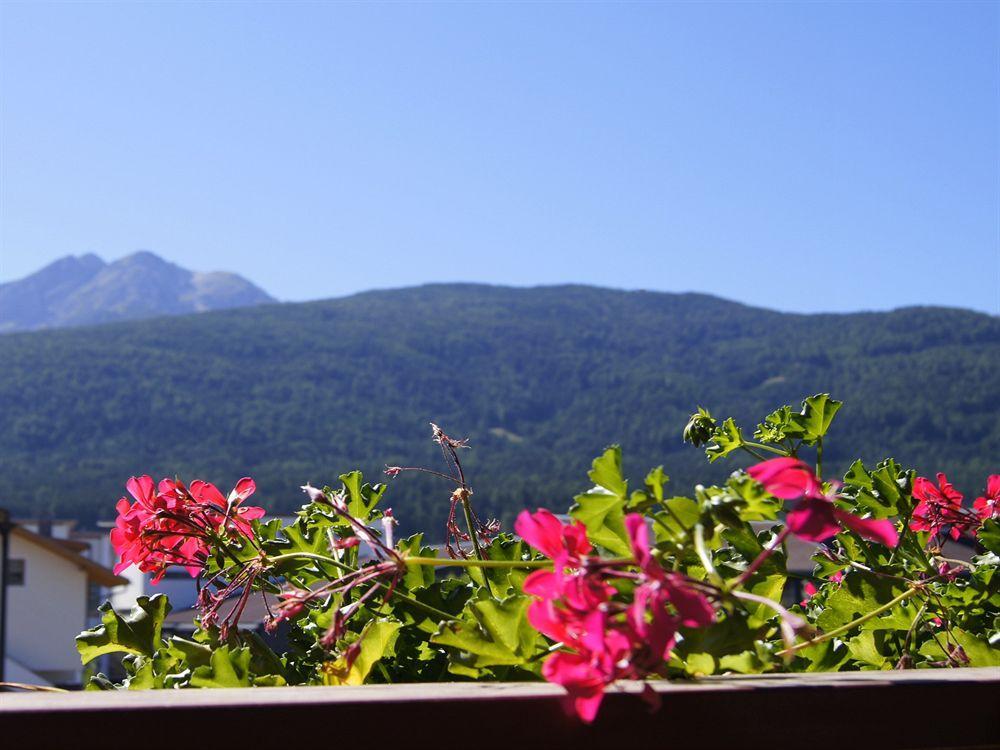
[743, 441, 788, 457]
[776, 587, 921, 657]
[266, 551, 457, 621]
[693, 523, 720, 582]
[816, 438, 823, 479]
[461, 495, 488, 563]
[731, 527, 790, 589]
[405, 556, 553, 569]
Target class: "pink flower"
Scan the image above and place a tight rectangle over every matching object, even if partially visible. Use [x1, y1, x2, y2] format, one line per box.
[514, 509, 591, 566]
[910, 473, 974, 540]
[747, 457, 824, 499]
[747, 458, 898, 547]
[973, 475, 1000, 522]
[624, 514, 715, 628]
[799, 581, 818, 607]
[110, 474, 266, 582]
[190, 477, 265, 538]
[519, 509, 715, 722]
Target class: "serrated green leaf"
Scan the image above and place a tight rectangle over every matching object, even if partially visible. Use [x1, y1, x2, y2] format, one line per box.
[783, 393, 842, 445]
[570, 488, 631, 556]
[816, 572, 906, 633]
[588, 445, 627, 497]
[918, 629, 1000, 667]
[431, 593, 541, 670]
[340, 471, 385, 522]
[846, 631, 888, 669]
[324, 619, 403, 685]
[706, 418, 743, 462]
[190, 646, 254, 688]
[76, 594, 170, 665]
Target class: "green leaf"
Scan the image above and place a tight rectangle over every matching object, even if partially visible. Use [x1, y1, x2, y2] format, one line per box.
[570, 488, 631, 556]
[431, 593, 541, 671]
[190, 646, 255, 688]
[588, 445, 627, 497]
[719, 649, 767, 674]
[340, 471, 385, 522]
[816, 572, 906, 633]
[754, 406, 792, 445]
[783, 393, 842, 445]
[706, 418, 743, 462]
[76, 594, 171, 665]
[841, 459, 911, 519]
[978, 520, 1000, 556]
[846, 631, 888, 669]
[644, 466, 669, 503]
[324, 619, 403, 685]
[396, 533, 438, 590]
[683, 652, 716, 676]
[918, 629, 1000, 667]
[467, 534, 534, 596]
[652, 496, 700, 545]
[569, 447, 632, 556]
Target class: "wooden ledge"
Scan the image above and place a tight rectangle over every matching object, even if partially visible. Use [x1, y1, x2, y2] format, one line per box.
[2, 668, 998, 750]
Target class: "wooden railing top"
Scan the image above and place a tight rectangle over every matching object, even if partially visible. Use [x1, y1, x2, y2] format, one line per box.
[3, 667, 998, 750]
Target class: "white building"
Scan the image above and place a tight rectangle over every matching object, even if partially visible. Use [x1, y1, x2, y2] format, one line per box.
[4, 524, 126, 687]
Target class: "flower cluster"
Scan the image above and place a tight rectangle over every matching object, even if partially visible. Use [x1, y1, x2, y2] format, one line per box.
[516, 509, 714, 722]
[909, 472, 998, 541]
[111, 474, 265, 582]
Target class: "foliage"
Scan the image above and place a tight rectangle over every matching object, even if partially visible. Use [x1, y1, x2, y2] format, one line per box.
[76, 397, 999, 722]
[0, 284, 997, 538]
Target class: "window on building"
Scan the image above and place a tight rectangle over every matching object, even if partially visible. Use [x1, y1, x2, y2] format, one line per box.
[6, 558, 25, 586]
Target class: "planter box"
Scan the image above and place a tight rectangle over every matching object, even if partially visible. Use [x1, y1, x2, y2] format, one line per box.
[2, 668, 997, 750]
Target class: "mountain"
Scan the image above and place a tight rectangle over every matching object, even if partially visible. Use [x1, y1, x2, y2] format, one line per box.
[0, 283, 996, 537]
[0, 251, 275, 332]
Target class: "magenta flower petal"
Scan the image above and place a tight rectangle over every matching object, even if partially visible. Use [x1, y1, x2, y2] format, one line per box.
[233, 476, 256, 500]
[747, 458, 823, 499]
[515, 509, 568, 560]
[664, 574, 716, 627]
[833, 509, 898, 547]
[624, 513, 652, 568]
[785, 497, 841, 542]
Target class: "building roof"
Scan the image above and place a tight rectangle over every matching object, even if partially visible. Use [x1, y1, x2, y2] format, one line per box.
[11, 526, 127, 587]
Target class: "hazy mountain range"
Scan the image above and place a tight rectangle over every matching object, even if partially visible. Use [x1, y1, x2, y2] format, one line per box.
[0, 279, 996, 535]
[0, 251, 275, 332]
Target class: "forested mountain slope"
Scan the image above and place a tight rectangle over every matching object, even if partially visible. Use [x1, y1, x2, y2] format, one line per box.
[1, 283, 996, 537]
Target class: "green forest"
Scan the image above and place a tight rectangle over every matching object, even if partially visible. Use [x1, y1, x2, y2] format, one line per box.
[1, 283, 997, 539]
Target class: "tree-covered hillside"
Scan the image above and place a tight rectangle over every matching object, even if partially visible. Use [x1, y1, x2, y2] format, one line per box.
[1, 284, 997, 538]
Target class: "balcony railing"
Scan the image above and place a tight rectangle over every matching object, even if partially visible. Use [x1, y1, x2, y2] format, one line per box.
[2, 667, 997, 750]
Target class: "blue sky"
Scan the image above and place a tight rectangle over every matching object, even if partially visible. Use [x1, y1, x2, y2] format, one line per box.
[1, 2, 997, 313]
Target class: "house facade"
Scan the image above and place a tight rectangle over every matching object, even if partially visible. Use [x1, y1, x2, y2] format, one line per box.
[4, 524, 126, 687]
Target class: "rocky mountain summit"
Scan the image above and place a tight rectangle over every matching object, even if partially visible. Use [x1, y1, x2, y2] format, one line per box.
[0, 251, 275, 332]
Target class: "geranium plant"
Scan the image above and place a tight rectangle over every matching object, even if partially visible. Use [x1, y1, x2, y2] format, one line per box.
[78, 395, 1000, 721]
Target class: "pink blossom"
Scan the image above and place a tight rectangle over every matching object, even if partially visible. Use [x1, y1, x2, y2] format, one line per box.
[519, 509, 714, 722]
[973, 475, 1000, 522]
[747, 458, 898, 547]
[799, 581, 818, 607]
[910, 473, 973, 540]
[514, 509, 591, 565]
[747, 457, 823, 499]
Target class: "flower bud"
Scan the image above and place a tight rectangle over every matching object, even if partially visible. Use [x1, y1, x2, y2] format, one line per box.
[683, 408, 716, 446]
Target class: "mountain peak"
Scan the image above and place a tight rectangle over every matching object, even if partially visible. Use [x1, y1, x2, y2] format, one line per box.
[0, 252, 275, 333]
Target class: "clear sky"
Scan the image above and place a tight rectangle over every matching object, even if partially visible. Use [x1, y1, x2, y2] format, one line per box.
[1, 2, 997, 314]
